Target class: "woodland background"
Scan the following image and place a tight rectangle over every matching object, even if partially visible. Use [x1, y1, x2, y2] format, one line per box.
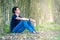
[0, 0, 60, 40]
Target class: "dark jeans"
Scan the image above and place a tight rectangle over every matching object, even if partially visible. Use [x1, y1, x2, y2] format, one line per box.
[12, 20, 35, 33]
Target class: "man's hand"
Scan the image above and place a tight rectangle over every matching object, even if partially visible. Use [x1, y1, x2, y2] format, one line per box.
[30, 19, 36, 23]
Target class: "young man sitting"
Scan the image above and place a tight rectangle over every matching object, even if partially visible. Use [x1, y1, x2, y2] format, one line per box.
[10, 7, 37, 34]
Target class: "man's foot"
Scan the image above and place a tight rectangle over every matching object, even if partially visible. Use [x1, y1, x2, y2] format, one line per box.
[32, 31, 39, 34]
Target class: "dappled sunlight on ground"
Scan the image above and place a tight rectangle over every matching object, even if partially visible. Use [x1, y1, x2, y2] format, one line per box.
[0, 30, 60, 40]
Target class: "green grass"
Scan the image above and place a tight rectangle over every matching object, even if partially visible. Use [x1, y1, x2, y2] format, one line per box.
[35, 22, 60, 31]
[0, 22, 60, 40]
[4, 24, 10, 33]
[56, 34, 60, 40]
[3, 22, 60, 33]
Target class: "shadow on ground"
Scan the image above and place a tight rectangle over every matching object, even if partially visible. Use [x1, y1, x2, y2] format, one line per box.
[0, 30, 60, 40]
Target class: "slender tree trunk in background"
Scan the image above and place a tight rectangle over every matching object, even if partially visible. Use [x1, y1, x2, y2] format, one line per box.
[2, 0, 7, 33]
[52, 0, 60, 25]
[30, 0, 53, 25]
[0, 0, 14, 33]
[0, 1, 3, 34]
[30, 0, 41, 25]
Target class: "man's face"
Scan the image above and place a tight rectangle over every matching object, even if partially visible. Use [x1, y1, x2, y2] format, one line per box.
[15, 8, 20, 14]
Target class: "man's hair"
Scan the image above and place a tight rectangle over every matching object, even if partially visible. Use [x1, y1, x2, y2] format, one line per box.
[12, 7, 18, 13]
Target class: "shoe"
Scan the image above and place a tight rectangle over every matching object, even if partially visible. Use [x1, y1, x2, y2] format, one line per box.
[33, 31, 39, 34]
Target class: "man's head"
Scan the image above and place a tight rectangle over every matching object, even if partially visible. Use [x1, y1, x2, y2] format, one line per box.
[12, 7, 20, 14]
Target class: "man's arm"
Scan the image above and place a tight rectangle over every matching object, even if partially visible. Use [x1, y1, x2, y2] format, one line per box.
[15, 17, 29, 20]
[15, 17, 36, 22]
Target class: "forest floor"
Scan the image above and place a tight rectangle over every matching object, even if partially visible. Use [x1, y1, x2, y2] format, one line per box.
[0, 23, 60, 40]
[0, 30, 60, 40]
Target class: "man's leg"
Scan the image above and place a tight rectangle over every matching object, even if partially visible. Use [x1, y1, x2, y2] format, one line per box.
[23, 20, 34, 33]
[26, 20, 38, 34]
[17, 26, 26, 33]
[27, 20, 36, 31]
[12, 20, 24, 33]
